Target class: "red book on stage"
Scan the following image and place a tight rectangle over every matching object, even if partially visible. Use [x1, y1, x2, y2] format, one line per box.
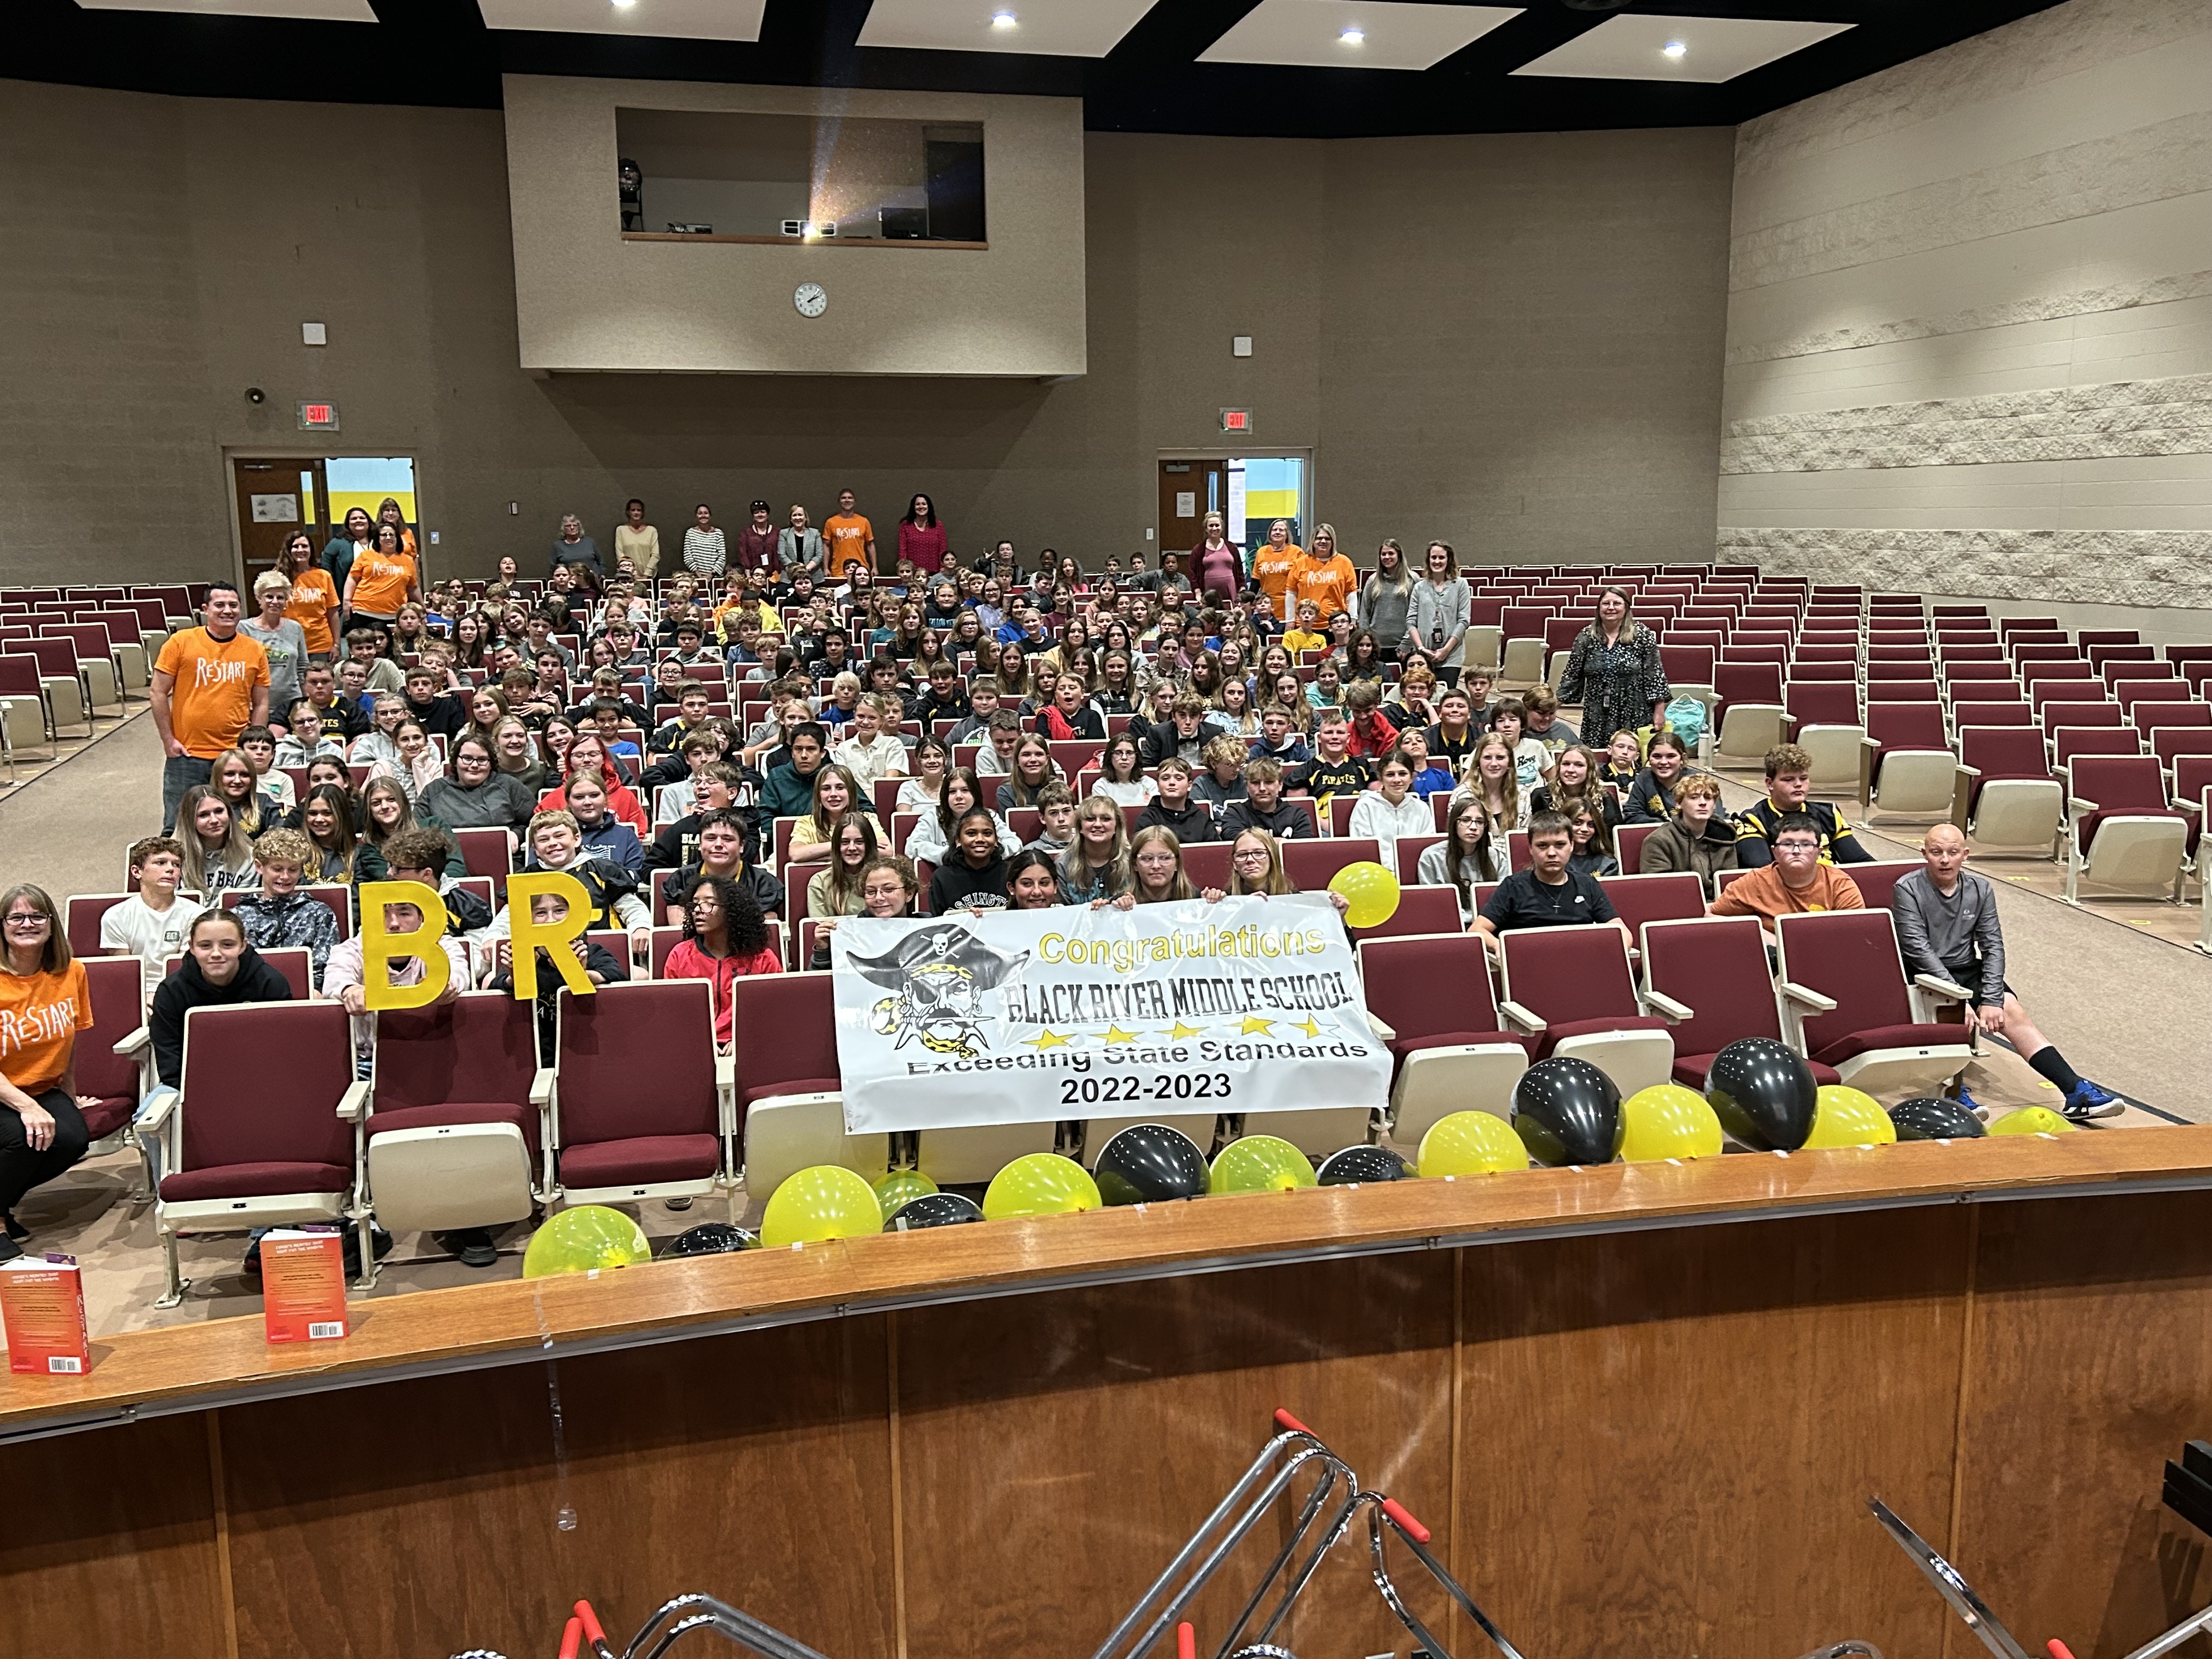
[261, 1230, 349, 1344]
[1, 1255, 92, 1376]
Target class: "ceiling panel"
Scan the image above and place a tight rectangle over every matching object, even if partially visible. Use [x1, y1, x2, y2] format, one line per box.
[1198, 0, 1522, 72]
[475, 0, 769, 43]
[1510, 13, 1853, 83]
[856, 0, 1157, 58]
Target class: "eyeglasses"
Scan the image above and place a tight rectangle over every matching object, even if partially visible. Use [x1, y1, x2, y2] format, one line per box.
[5, 913, 50, 927]
[1774, 841, 1820, 856]
[1232, 848, 1270, 863]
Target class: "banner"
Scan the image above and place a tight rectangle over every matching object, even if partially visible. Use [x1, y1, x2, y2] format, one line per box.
[830, 894, 1390, 1136]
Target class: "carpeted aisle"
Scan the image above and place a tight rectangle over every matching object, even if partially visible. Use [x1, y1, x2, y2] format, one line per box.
[0, 707, 163, 902]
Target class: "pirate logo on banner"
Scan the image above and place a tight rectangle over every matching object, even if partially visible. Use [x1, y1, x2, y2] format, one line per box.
[846, 923, 1029, 1059]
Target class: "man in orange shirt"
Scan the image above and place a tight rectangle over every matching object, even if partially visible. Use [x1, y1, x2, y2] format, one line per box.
[1251, 518, 1303, 622]
[1709, 814, 1864, 930]
[1291, 522, 1356, 627]
[152, 582, 270, 833]
[823, 489, 877, 581]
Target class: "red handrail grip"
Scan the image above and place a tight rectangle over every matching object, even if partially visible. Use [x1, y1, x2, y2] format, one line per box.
[574, 1601, 608, 1646]
[559, 1616, 584, 1659]
[2049, 1642, 2078, 1659]
[1381, 1497, 1431, 1544]
[1178, 1622, 1197, 1659]
[1274, 1408, 1314, 1437]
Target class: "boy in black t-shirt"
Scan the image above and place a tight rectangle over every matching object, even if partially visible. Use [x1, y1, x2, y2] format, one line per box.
[1474, 811, 1629, 959]
[1289, 712, 1370, 804]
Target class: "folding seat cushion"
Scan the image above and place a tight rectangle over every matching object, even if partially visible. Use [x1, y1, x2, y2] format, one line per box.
[557, 1135, 716, 1186]
[1640, 917, 1839, 1090]
[554, 982, 721, 1189]
[158, 1002, 356, 1203]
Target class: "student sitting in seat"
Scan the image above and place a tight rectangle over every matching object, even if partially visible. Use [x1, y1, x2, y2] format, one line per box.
[663, 873, 782, 1051]
[230, 829, 340, 983]
[1709, 813, 1863, 930]
[486, 888, 626, 1072]
[1636, 772, 1739, 896]
[1892, 823, 2118, 1121]
[1734, 744, 1873, 868]
[102, 836, 206, 1001]
[1473, 810, 1628, 960]
[808, 854, 917, 969]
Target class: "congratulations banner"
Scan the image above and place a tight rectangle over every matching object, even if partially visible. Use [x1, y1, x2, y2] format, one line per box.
[829, 894, 1391, 1136]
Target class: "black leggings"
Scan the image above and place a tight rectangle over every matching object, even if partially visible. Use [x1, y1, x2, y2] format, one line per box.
[0, 1090, 91, 1215]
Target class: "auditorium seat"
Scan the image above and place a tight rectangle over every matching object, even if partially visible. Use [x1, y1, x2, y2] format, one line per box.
[160, 946, 314, 998]
[1596, 871, 1707, 949]
[1782, 681, 1866, 788]
[78, 954, 149, 1181]
[1357, 933, 1527, 1146]
[65, 891, 132, 958]
[1860, 703, 1954, 820]
[1773, 911, 1974, 1099]
[732, 974, 887, 1199]
[1348, 883, 1461, 943]
[1838, 861, 1920, 912]
[1709, 663, 1786, 768]
[1955, 727, 2062, 857]
[549, 980, 727, 1204]
[2064, 755, 2191, 905]
[1283, 837, 1379, 894]
[365, 993, 544, 1265]
[1639, 916, 1841, 1093]
[0, 652, 61, 766]
[147, 1000, 364, 1306]
[1496, 926, 1673, 1095]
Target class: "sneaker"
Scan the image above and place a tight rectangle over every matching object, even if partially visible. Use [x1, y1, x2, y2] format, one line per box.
[1952, 1087, 1989, 1121]
[1, 1209, 26, 1243]
[0, 1235, 20, 1264]
[2062, 1080, 2124, 1121]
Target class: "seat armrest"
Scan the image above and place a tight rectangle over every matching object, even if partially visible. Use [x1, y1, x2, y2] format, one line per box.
[114, 1025, 151, 1057]
[137, 1088, 180, 1131]
[1497, 1000, 1545, 1034]
[336, 1079, 371, 1121]
[714, 1052, 736, 1090]
[1912, 973, 1977, 1003]
[1857, 735, 1882, 751]
[529, 1066, 558, 1108]
[1953, 763, 1982, 779]
[1779, 981, 1838, 1013]
[1643, 990, 1694, 1022]
[1360, 1011, 1398, 1043]
[2067, 796, 2100, 816]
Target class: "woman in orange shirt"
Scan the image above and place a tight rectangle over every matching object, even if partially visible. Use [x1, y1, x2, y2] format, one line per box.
[1251, 519, 1302, 623]
[376, 498, 417, 561]
[280, 532, 341, 661]
[343, 522, 420, 631]
[1291, 523, 1356, 628]
[0, 885, 94, 1260]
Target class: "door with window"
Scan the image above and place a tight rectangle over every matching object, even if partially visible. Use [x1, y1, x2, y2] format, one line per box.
[1158, 460, 1227, 566]
[233, 458, 328, 591]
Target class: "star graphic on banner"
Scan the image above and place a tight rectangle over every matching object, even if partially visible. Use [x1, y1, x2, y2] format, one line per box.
[1101, 1025, 1140, 1044]
[1240, 1015, 1277, 1035]
[1164, 1021, 1206, 1041]
[1025, 1030, 1073, 1049]
[1289, 1014, 1322, 1037]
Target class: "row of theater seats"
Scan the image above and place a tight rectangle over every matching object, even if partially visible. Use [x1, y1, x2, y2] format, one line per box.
[0, 584, 188, 773]
[112, 899, 1974, 1305]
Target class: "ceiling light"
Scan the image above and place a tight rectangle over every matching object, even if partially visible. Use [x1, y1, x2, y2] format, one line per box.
[1661, 39, 1686, 57]
[610, 0, 637, 8]
[1340, 26, 1364, 43]
[991, 10, 1016, 25]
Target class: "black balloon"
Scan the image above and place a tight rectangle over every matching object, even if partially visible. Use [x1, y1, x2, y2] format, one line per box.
[1093, 1124, 1211, 1206]
[1511, 1057, 1623, 1166]
[887, 1192, 985, 1229]
[1888, 1096, 1987, 1141]
[1316, 1145, 1409, 1186]
[1705, 1038, 1819, 1150]
[659, 1222, 755, 1257]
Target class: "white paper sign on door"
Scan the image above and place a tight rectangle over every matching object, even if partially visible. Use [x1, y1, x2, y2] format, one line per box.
[1174, 491, 1196, 518]
[250, 494, 300, 522]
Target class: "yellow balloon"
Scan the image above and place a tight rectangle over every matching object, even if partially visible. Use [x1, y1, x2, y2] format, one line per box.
[871, 1169, 940, 1223]
[982, 1153, 1102, 1220]
[1618, 1085, 1725, 1161]
[1327, 860, 1402, 929]
[522, 1205, 651, 1278]
[1804, 1085, 1898, 1149]
[760, 1165, 883, 1248]
[1989, 1105, 2076, 1137]
[1416, 1110, 1529, 1177]
[1209, 1135, 1319, 1194]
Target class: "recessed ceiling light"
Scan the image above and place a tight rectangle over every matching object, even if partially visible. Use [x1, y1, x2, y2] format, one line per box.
[1340, 26, 1364, 43]
[991, 9, 1017, 25]
[1660, 38, 1686, 57]
[610, 0, 637, 8]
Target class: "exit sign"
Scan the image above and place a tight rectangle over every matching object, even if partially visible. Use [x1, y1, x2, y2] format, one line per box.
[298, 401, 341, 432]
[1220, 408, 1253, 435]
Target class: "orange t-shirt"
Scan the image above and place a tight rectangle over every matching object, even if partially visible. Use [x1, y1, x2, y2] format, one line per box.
[1293, 553, 1357, 625]
[155, 628, 271, 758]
[1251, 543, 1302, 621]
[0, 961, 92, 1097]
[825, 514, 874, 579]
[347, 548, 416, 617]
[1712, 864, 1865, 927]
[285, 568, 341, 655]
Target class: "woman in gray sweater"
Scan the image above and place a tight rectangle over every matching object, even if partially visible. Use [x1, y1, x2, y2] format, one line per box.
[1406, 540, 1471, 685]
[1356, 538, 1414, 657]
